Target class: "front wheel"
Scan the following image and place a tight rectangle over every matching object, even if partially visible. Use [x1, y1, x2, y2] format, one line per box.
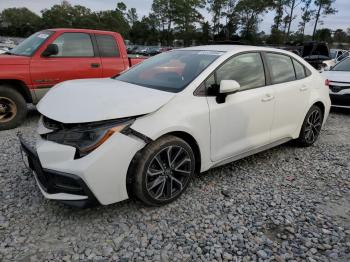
[132, 135, 195, 206]
[0, 86, 28, 131]
[296, 105, 323, 147]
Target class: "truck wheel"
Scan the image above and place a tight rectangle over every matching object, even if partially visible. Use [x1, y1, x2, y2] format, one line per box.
[0, 86, 27, 130]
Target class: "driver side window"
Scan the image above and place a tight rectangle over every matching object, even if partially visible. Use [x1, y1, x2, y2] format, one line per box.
[206, 52, 266, 95]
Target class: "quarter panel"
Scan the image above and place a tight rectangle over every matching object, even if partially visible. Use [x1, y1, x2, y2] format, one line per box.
[131, 94, 212, 172]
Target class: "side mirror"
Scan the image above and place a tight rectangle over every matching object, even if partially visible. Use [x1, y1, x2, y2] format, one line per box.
[219, 80, 241, 94]
[42, 44, 58, 57]
[217, 80, 240, 103]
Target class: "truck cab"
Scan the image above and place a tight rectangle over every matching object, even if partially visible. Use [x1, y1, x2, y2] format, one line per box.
[0, 28, 145, 130]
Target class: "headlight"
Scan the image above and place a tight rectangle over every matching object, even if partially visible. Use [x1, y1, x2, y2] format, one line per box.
[42, 118, 134, 158]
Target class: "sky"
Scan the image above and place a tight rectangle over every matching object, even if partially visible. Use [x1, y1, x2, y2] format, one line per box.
[1, 0, 349, 35]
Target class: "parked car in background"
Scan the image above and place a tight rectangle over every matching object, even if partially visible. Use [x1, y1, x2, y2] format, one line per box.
[0, 47, 10, 54]
[322, 57, 350, 108]
[20, 45, 330, 207]
[0, 28, 146, 130]
[321, 50, 349, 71]
[279, 41, 330, 70]
[302, 42, 330, 70]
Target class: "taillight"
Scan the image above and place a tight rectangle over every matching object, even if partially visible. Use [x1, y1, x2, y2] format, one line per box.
[325, 79, 330, 87]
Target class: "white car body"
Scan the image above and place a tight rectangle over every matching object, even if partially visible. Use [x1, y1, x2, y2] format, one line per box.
[22, 45, 331, 206]
[321, 57, 350, 108]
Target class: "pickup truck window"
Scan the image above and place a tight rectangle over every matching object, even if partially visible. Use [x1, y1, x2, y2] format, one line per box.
[8, 31, 53, 56]
[115, 50, 222, 93]
[51, 33, 94, 57]
[96, 35, 120, 57]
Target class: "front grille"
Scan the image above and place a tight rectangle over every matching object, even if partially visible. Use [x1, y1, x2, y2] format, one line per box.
[330, 85, 350, 93]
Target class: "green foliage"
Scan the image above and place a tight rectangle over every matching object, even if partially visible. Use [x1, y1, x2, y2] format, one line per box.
[235, 0, 274, 42]
[0, 7, 41, 36]
[0, 0, 345, 46]
[314, 28, 332, 42]
[312, 0, 337, 39]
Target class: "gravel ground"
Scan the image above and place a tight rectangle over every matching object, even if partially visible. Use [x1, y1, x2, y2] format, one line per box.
[0, 107, 349, 261]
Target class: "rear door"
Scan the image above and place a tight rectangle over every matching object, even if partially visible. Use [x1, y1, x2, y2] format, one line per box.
[264, 52, 311, 139]
[94, 34, 127, 77]
[30, 32, 102, 89]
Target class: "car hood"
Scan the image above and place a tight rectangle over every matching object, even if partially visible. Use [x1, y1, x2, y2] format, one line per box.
[37, 78, 176, 123]
[321, 71, 350, 83]
[0, 54, 30, 65]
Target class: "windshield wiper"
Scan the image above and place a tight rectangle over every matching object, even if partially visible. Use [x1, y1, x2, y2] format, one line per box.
[4, 51, 13, 55]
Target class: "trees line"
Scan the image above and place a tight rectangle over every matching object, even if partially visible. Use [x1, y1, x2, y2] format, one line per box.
[0, 0, 348, 46]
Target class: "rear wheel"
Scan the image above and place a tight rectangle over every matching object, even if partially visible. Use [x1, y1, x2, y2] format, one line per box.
[132, 135, 195, 206]
[0, 86, 27, 130]
[296, 105, 323, 147]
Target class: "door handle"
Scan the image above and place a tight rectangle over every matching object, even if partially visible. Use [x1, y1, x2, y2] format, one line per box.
[300, 85, 308, 91]
[261, 94, 274, 102]
[91, 63, 100, 68]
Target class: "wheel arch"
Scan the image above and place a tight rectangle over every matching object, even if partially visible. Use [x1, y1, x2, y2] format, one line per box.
[125, 130, 202, 198]
[294, 100, 327, 139]
[0, 79, 33, 103]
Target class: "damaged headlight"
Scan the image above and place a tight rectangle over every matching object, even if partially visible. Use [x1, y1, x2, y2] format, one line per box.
[42, 117, 134, 158]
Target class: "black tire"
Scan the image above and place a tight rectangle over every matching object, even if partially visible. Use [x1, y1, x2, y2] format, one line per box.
[132, 135, 195, 206]
[0, 85, 27, 131]
[296, 105, 323, 147]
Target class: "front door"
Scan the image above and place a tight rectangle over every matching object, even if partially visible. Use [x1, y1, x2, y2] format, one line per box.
[30, 32, 102, 90]
[207, 52, 275, 162]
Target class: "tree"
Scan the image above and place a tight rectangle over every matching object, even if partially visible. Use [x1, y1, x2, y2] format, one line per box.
[152, 0, 174, 45]
[207, 0, 227, 35]
[312, 0, 337, 40]
[298, 0, 315, 38]
[314, 28, 332, 42]
[333, 29, 347, 43]
[284, 0, 302, 40]
[127, 8, 138, 26]
[172, 0, 206, 46]
[235, 0, 274, 42]
[41, 1, 98, 29]
[1, 7, 41, 36]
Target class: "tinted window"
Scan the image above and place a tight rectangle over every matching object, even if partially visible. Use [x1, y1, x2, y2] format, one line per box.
[293, 59, 306, 79]
[96, 34, 119, 57]
[116, 50, 221, 93]
[266, 53, 295, 84]
[215, 53, 265, 91]
[52, 33, 94, 57]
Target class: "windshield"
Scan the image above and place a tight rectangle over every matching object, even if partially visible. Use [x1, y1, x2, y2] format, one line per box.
[8, 31, 53, 56]
[116, 50, 223, 92]
[332, 57, 350, 71]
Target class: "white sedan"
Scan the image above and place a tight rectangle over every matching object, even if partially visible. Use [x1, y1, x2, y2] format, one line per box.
[20, 45, 331, 207]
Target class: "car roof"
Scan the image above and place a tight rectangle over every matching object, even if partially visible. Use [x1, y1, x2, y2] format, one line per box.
[178, 45, 294, 55]
[47, 28, 121, 35]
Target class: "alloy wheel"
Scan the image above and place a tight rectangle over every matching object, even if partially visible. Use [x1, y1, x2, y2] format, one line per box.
[0, 97, 17, 123]
[146, 146, 193, 201]
[304, 109, 322, 144]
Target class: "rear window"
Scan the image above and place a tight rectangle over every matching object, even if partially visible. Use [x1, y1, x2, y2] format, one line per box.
[293, 59, 306, 79]
[96, 35, 120, 57]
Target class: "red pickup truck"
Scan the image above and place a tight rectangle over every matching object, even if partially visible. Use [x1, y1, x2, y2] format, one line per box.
[0, 28, 145, 130]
